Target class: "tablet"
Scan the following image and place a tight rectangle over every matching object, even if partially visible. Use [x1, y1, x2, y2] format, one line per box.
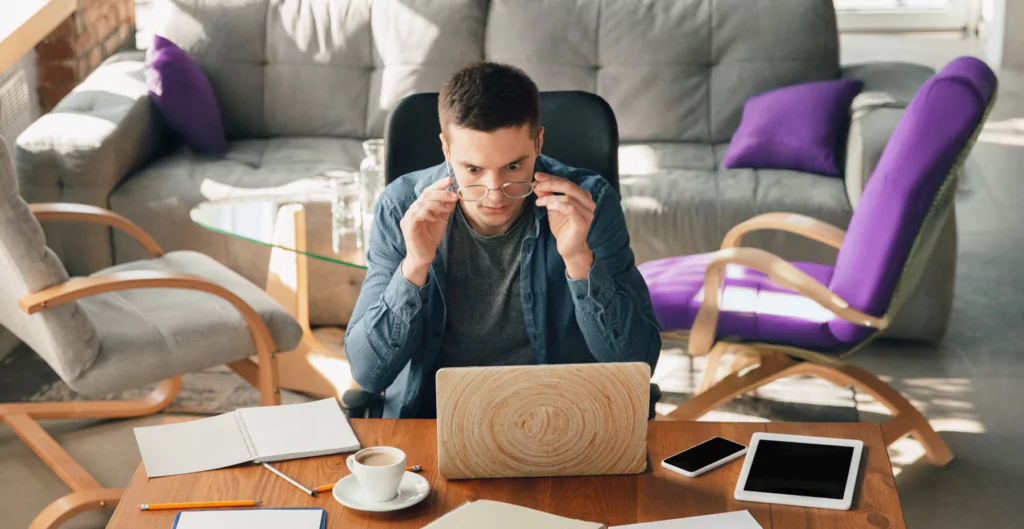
[734, 433, 864, 510]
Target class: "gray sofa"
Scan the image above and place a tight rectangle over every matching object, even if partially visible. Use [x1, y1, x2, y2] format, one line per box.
[15, 0, 951, 341]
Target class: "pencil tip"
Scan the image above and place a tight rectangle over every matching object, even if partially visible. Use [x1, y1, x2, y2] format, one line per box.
[255, 500, 263, 506]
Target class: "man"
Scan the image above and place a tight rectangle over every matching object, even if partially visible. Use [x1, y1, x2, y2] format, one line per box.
[345, 61, 661, 418]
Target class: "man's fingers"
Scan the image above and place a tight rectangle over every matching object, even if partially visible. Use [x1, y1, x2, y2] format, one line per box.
[421, 188, 459, 203]
[428, 175, 453, 190]
[536, 194, 596, 216]
[544, 198, 594, 224]
[533, 177, 595, 210]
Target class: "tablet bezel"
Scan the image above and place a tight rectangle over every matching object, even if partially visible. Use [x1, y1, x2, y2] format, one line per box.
[733, 432, 864, 511]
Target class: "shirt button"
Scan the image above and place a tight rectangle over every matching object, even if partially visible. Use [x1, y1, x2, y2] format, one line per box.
[576, 294, 585, 301]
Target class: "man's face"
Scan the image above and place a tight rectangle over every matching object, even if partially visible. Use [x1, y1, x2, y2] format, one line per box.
[441, 124, 543, 236]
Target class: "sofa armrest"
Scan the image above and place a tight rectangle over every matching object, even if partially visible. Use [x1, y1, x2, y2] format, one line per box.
[15, 51, 169, 275]
[842, 63, 934, 207]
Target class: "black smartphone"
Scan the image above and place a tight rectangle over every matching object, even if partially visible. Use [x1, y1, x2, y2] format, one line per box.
[661, 437, 748, 478]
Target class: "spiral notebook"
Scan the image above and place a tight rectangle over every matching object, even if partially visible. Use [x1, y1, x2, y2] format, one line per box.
[135, 398, 360, 477]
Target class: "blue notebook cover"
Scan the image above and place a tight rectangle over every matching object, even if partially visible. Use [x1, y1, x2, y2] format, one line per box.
[171, 507, 326, 529]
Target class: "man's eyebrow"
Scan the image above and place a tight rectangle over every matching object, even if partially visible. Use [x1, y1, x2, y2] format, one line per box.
[457, 155, 530, 168]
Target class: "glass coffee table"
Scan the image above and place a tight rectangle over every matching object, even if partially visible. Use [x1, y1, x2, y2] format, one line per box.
[190, 177, 371, 400]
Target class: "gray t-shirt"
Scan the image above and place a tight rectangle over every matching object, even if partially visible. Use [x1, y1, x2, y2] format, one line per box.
[418, 205, 536, 417]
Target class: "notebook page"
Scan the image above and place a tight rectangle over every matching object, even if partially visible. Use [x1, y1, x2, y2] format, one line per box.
[173, 508, 325, 529]
[610, 511, 762, 529]
[134, 413, 252, 477]
[238, 398, 360, 462]
[424, 500, 606, 529]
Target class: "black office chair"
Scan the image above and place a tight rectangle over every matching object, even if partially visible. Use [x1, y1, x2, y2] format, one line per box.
[382, 90, 620, 194]
[342, 90, 661, 418]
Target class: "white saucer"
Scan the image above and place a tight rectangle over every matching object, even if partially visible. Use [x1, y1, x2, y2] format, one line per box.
[332, 471, 430, 512]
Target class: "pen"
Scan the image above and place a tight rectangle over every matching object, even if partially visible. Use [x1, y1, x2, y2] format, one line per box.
[262, 462, 317, 497]
[313, 465, 423, 493]
[139, 500, 262, 511]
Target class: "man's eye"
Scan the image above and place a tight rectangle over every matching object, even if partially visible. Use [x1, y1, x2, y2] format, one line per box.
[467, 167, 480, 174]
[507, 163, 520, 171]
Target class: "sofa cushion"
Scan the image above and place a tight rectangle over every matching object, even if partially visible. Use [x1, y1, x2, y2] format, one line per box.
[146, 35, 228, 154]
[621, 143, 853, 266]
[72, 251, 303, 396]
[159, 0, 839, 143]
[724, 79, 864, 176]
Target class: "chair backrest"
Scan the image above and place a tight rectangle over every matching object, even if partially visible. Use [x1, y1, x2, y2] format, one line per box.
[384, 91, 620, 193]
[829, 57, 997, 343]
[157, 0, 838, 143]
[0, 138, 99, 382]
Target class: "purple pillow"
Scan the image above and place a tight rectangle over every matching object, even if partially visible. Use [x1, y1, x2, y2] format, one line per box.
[723, 79, 864, 176]
[145, 35, 227, 155]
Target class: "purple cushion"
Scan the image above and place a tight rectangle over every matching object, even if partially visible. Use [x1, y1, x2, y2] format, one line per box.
[828, 57, 997, 343]
[145, 35, 227, 155]
[723, 79, 864, 176]
[638, 253, 843, 350]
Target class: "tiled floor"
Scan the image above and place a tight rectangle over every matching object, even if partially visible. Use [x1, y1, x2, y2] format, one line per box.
[3, 33, 1024, 529]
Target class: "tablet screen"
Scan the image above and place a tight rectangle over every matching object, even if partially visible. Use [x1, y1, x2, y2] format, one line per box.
[743, 440, 855, 499]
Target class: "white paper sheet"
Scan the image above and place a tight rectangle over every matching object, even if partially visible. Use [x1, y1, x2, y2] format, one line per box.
[134, 413, 251, 478]
[240, 398, 360, 462]
[173, 508, 324, 529]
[610, 511, 763, 529]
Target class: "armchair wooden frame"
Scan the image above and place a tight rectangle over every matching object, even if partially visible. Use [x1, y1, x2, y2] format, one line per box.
[1, 203, 284, 529]
[664, 213, 954, 467]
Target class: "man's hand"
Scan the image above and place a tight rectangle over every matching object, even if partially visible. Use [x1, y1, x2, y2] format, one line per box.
[534, 172, 596, 280]
[400, 176, 458, 286]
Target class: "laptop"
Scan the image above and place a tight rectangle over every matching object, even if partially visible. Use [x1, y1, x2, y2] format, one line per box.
[435, 362, 651, 479]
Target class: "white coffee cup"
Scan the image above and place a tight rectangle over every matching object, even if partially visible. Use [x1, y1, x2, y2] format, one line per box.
[346, 446, 407, 502]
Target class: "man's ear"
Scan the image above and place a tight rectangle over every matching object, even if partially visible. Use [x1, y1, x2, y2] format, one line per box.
[536, 126, 545, 155]
[439, 132, 449, 161]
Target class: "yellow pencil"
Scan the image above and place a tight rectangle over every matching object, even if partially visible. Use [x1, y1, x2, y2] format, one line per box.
[138, 500, 262, 511]
[313, 466, 423, 493]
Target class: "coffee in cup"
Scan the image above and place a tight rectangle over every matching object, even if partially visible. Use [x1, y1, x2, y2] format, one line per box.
[346, 446, 407, 502]
[356, 452, 401, 467]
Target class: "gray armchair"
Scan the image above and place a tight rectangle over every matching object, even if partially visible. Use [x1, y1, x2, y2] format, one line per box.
[0, 137, 301, 529]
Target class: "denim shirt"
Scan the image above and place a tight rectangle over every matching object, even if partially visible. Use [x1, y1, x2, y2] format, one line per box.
[344, 155, 662, 417]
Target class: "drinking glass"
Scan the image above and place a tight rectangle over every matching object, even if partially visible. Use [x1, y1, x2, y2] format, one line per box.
[324, 170, 364, 253]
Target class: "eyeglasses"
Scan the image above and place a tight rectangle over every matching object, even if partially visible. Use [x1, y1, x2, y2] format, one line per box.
[455, 181, 535, 202]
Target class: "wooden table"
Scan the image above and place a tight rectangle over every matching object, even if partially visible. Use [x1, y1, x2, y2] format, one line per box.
[108, 420, 905, 528]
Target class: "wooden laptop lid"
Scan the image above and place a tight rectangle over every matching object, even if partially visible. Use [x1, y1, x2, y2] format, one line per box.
[436, 362, 650, 479]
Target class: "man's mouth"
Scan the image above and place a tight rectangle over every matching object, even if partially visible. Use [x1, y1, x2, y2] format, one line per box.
[479, 204, 508, 215]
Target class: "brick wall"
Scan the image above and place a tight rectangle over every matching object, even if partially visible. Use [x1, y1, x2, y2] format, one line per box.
[35, 0, 136, 113]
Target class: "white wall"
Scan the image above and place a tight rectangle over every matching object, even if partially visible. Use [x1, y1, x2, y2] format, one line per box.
[980, 0, 1024, 70]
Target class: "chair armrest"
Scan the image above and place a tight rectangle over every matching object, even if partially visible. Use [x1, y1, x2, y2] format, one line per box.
[841, 63, 934, 207]
[341, 389, 385, 419]
[16, 52, 169, 274]
[29, 203, 164, 258]
[688, 247, 888, 356]
[18, 270, 281, 404]
[723, 213, 846, 250]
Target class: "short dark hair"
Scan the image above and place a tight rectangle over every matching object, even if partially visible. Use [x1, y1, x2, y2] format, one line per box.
[438, 61, 540, 138]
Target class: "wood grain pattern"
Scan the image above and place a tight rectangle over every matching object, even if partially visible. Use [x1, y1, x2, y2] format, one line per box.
[107, 420, 906, 529]
[436, 363, 650, 479]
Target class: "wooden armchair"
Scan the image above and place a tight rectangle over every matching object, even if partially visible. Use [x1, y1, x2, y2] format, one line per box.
[0, 139, 302, 528]
[640, 57, 997, 466]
